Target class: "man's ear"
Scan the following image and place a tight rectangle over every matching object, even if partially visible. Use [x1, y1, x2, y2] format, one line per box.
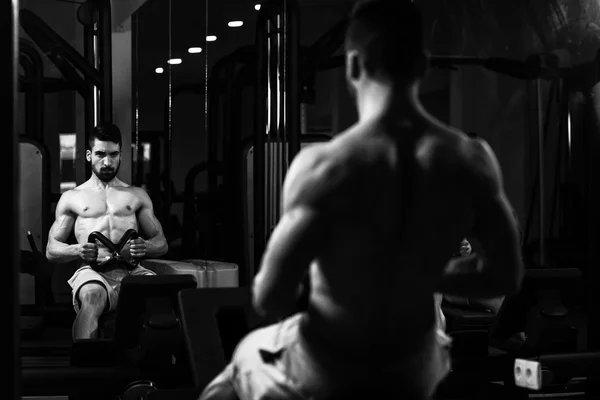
[346, 50, 362, 83]
[86, 149, 91, 162]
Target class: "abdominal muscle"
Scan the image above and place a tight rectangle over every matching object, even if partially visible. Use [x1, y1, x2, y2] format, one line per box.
[74, 213, 139, 261]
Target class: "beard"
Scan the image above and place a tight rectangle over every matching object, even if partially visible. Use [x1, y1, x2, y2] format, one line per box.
[92, 164, 119, 182]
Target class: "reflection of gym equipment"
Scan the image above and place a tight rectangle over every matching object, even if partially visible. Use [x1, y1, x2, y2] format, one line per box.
[180, 47, 257, 263]
[242, 135, 331, 277]
[19, 1, 114, 191]
[178, 288, 260, 390]
[19, 3, 113, 126]
[22, 272, 197, 397]
[88, 229, 140, 272]
[19, 137, 51, 337]
[19, 38, 44, 142]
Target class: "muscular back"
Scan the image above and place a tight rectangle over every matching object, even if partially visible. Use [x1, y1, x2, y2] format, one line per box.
[291, 119, 487, 359]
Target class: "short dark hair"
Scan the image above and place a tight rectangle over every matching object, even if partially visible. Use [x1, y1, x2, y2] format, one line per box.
[345, 0, 425, 81]
[89, 123, 122, 150]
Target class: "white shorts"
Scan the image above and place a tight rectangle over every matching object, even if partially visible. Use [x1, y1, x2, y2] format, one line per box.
[67, 265, 155, 313]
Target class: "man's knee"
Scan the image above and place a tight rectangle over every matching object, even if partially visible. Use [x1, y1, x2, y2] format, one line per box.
[78, 283, 108, 311]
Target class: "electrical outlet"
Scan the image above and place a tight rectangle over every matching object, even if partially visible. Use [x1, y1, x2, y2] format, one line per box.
[514, 358, 542, 390]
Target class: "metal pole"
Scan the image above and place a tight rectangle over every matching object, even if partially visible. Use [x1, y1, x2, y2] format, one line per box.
[5, 1, 21, 398]
[82, 4, 95, 179]
[536, 79, 546, 266]
[254, 4, 268, 279]
[97, 0, 112, 123]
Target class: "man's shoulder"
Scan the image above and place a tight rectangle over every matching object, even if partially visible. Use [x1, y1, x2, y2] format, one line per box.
[283, 142, 352, 209]
[60, 184, 86, 200]
[116, 184, 150, 201]
[432, 127, 502, 195]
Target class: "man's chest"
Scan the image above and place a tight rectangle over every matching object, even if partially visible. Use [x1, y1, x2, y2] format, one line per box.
[75, 191, 140, 217]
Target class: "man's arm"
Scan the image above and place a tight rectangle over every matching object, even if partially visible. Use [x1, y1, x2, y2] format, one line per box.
[253, 206, 324, 318]
[437, 140, 524, 298]
[135, 188, 168, 258]
[46, 191, 81, 263]
[252, 148, 328, 319]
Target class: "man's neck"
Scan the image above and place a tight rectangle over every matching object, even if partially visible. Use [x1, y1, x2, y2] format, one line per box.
[89, 174, 120, 189]
[358, 80, 427, 124]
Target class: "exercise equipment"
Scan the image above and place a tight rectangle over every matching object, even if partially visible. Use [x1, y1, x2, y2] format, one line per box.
[7, 3, 20, 398]
[438, 267, 599, 399]
[21, 265, 197, 397]
[178, 287, 260, 390]
[19, 137, 51, 337]
[252, 0, 300, 284]
[88, 229, 140, 272]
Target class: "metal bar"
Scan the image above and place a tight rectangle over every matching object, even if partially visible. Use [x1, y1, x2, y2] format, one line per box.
[537, 79, 546, 266]
[19, 9, 100, 91]
[83, 8, 95, 179]
[254, 4, 269, 277]
[19, 38, 44, 142]
[5, 2, 21, 399]
[286, 0, 300, 165]
[96, 0, 113, 123]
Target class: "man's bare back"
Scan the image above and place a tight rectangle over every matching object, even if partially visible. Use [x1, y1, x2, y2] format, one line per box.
[279, 118, 484, 358]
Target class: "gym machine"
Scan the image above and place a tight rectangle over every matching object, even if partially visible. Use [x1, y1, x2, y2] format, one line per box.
[438, 268, 600, 399]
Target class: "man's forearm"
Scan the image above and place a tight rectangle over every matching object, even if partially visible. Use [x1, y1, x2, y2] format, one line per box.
[46, 242, 80, 263]
[144, 236, 168, 258]
[436, 255, 516, 298]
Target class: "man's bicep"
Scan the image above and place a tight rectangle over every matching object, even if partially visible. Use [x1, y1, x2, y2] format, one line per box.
[49, 195, 75, 243]
[137, 191, 165, 238]
[253, 206, 324, 311]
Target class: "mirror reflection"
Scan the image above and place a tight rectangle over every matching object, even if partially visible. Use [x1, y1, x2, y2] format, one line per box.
[15, 0, 600, 398]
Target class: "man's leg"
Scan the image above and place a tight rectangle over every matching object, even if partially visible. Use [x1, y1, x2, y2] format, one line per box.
[68, 266, 117, 340]
[73, 282, 108, 340]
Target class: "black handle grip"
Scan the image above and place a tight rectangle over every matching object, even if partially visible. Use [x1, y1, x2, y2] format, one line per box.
[114, 229, 139, 253]
[86, 230, 139, 272]
[87, 231, 116, 252]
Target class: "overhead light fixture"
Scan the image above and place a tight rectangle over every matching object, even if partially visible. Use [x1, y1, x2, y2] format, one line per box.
[155, 67, 164, 74]
[167, 58, 182, 65]
[206, 35, 217, 42]
[188, 47, 203, 54]
[228, 21, 243, 28]
[255, 4, 261, 10]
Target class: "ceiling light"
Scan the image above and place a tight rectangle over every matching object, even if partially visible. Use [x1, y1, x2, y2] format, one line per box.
[167, 58, 182, 65]
[188, 47, 203, 54]
[255, 4, 261, 10]
[206, 35, 217, 42]
[155, 67, 164, 74]
[228, 21, 243, 28]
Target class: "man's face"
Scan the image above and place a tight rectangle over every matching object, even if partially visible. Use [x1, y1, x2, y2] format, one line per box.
[86, 139, 121, 182]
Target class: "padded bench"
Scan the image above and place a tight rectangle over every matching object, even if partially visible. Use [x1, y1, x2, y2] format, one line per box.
[143, 259, 239, 288]
[442, 302, 497, 333]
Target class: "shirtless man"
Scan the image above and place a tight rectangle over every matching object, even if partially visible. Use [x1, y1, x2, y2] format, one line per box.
[200, 1, 523, 399]
[46, 123, 168, 340]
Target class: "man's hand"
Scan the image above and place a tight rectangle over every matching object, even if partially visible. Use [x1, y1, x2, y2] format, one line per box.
[459, 238, 472, 256]
[128, 237, 147, 259]
[78, 243, 98, 264]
